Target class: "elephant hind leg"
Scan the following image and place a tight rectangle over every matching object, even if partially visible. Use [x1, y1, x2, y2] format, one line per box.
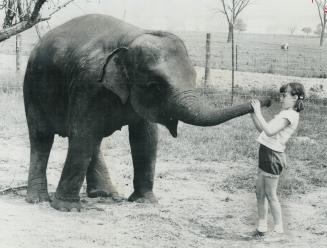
[51, 136, 95, 211]
[26, 130, 54, 203]
[86, 139, 120, 199]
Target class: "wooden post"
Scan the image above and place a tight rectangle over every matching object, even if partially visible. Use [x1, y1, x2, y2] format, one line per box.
[16, 34, 22, 71]
[235, 44, 238, 71]
[231, 29, 234, 104]
[231, 0, 235, 105]
[204, 33, 211, 88]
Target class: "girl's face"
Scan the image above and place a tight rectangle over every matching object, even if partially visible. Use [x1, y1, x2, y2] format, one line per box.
[280, 86, 298, 110]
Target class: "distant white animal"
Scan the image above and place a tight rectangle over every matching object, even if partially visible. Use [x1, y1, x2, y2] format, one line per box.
[281, 43, 289, 51]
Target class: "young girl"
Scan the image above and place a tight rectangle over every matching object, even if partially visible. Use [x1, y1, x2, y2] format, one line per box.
[250, 82, 305, 238]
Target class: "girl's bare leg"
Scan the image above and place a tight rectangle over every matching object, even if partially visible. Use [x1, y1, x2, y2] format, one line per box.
[265, 176, 284, 232]
[256, 172, 268, 232]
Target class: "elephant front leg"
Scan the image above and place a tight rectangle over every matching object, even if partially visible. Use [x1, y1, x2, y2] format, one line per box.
[51, 137, 94, 212]
[128, 120, 158, 203]
[86, 139, 119, 199]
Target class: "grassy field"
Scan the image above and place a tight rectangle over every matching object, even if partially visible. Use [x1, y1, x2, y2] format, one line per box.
[178, 32, 327, 78]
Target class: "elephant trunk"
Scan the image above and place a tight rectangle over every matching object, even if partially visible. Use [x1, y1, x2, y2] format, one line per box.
[169, 90, 271, 127]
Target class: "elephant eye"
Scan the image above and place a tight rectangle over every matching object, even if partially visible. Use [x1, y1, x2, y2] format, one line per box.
[146, 80, 166, 92]
[135, 71, 167, 92]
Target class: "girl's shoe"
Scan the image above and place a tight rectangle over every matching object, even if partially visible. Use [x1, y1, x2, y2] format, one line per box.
[257, 222, 268, 233]
[240, 229, 266, 240]
[253, 229, 266, 238]
[273, 224, 284, 234]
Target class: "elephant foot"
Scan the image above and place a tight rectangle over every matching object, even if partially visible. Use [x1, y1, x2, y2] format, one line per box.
[26, 191, 50, 203]
[50, 194, 82, 212]
[87, 187, 123, 201]
[26, 181, 50, 203]
[87, 182, 118, 197]
[128, 191, 158, 203]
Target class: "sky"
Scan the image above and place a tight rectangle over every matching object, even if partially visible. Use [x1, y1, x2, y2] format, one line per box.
[2, 0, 323, 34]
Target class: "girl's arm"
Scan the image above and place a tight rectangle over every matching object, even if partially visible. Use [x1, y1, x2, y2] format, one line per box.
[251, 99, 289, 137]
[250, 113, 263, 132]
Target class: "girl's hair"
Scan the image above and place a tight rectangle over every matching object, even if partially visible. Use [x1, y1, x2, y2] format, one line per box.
[280, 82, 305, 112]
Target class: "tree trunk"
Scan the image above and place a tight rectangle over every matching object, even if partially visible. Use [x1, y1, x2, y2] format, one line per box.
[227, 23, 233, 43]
[320, 23, 326, 46]
[16, 34, 22, 71]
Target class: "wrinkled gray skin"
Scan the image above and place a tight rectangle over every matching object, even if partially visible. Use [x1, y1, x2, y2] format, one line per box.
[23, 14, 270, 211]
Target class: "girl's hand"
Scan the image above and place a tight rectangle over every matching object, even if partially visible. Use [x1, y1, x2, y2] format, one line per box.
[251, 99, 261, 114]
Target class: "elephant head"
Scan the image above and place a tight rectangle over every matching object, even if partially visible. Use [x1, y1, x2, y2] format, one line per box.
[98, 31, 270, 136]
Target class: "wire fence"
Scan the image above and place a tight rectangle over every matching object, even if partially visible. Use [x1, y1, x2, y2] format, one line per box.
[0, 30, 327, 111]
[178, 32, 327, 78]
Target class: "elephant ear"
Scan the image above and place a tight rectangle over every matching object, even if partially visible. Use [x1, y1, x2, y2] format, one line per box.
[98, 47, 129, 104]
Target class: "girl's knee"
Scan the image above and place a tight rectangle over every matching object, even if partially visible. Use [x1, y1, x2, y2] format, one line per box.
[265, 191, 278, 202]
[256, 189, 266, 201]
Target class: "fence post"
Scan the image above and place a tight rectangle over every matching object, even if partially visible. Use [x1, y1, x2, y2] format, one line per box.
[235, 44, 238, 71]
[231, 27, 235, 105]
[286, 51, 289, 76]
[204, 33, 211, 88]
[16, 33, 22, 71]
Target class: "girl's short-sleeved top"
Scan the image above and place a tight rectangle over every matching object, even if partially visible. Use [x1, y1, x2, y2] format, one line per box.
[256, 109, 299, 152]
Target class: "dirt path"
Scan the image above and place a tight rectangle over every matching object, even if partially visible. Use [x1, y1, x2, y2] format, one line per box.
[1, 135, 326, 248]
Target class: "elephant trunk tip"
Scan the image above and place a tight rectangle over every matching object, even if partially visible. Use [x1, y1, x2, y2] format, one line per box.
[259, 97, 272, 108]
[249, 97, 272, 112]
[165, 118, 178, 138]
[170, 129, 177, 138]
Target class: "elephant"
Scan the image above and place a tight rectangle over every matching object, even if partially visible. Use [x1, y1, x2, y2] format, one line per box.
[23, 14, 271, 211]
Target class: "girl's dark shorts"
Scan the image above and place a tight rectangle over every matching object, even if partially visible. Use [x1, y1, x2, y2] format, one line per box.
[258, 144, 286, 176]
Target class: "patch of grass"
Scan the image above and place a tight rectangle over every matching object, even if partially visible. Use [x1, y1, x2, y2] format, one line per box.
[216, 170, 256, 194]
[0, 90, 26, 137]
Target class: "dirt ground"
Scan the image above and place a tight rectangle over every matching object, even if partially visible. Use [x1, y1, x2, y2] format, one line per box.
[1, 67, 327, 247]
[1, 127, 327, 248]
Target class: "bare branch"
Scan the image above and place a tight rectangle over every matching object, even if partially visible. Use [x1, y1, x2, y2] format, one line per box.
[314, 0, 327, 26]
[0, 185, 27, 195]
[315, 0, 324, 25]
[217, 0, 251, 24]
[3, 0, 15, 28]
[0, 16, 49, 42]
[0, 0, 75, 42]
[30, 0, 47, 22]
[235, 0, 250, 19]
[220, 0, 230, 24]
[214, 8, 227, 15]
[47, 0, 74, 17]
[234, 0, 243, 11]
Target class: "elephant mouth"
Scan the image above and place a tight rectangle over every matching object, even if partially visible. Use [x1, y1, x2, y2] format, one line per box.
[164, 117, 178, 138]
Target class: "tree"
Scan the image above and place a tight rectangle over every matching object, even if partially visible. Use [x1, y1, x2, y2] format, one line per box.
[217, 0, 251, 42]
[313, 0, 327, 46]
[0, 0, 75, 43]
[314, 23, 323, 35]
[234, 18, 246, 33]
[301, 27, 312, 36]
[289, 25, 296, 35]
